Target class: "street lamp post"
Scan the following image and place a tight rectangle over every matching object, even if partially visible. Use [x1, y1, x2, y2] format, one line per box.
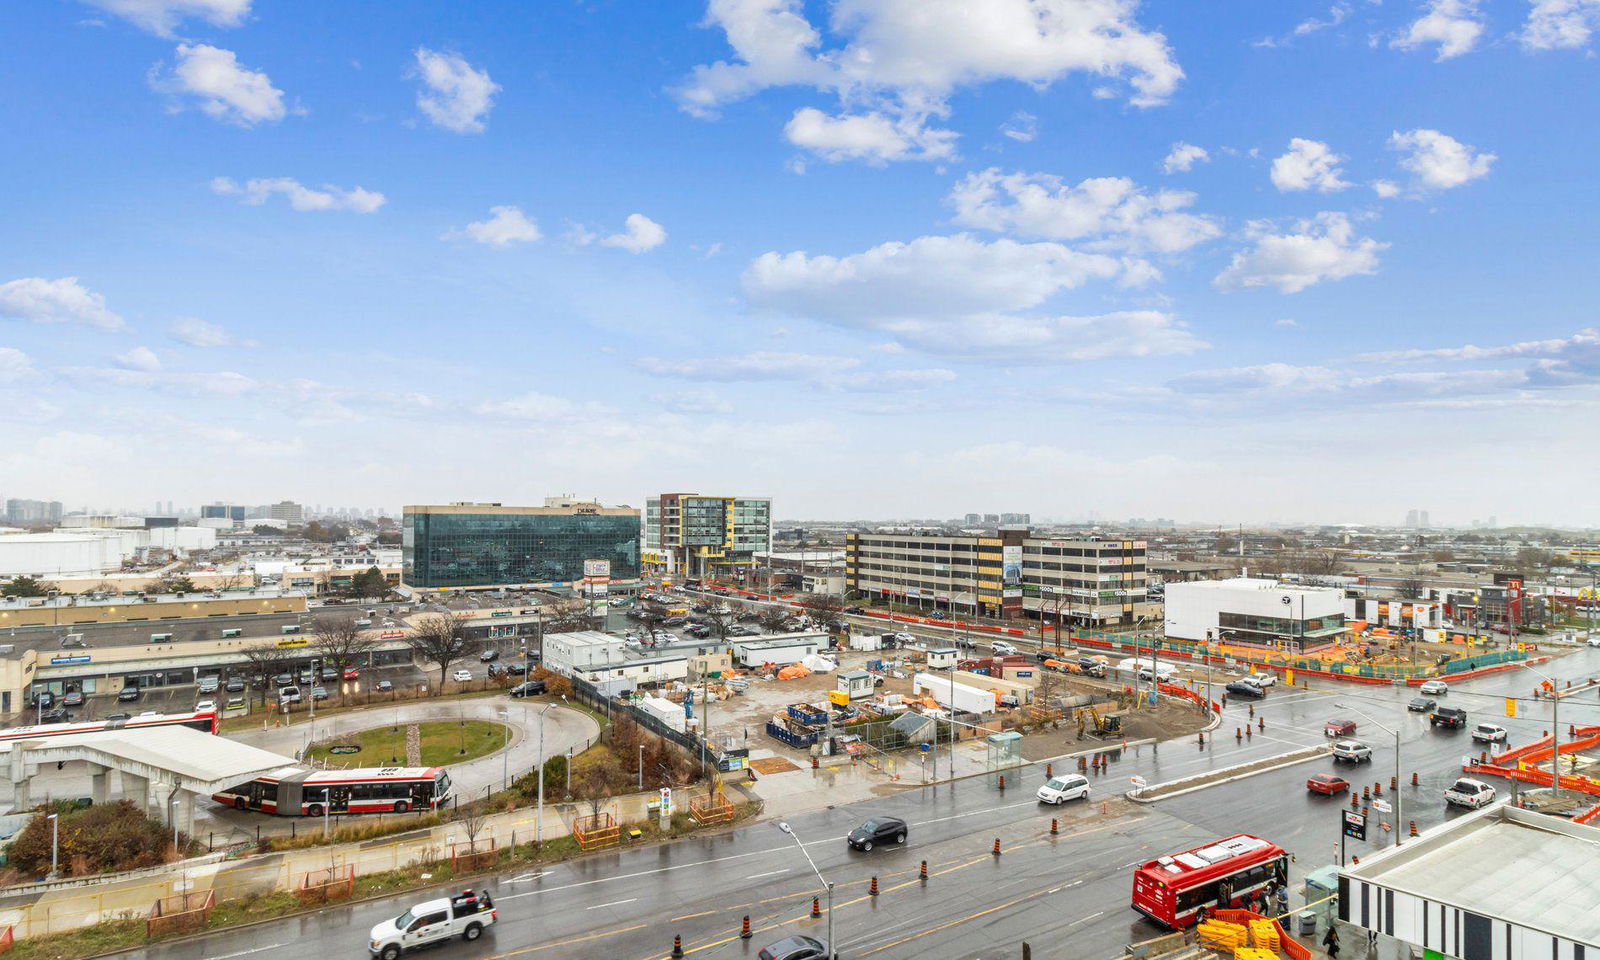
[535, 700, 560, 843]
[1334, 702, 1403, 848]
[498, 707, 510, 791]
[775, 821, 835, 959]
[638, 743, 645, 789]
[1521, 664, 1565, 798]
[47, 813, 58, 877]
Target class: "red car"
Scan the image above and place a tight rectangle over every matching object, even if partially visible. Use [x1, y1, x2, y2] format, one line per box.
[342, 666, 360, 680]
[1325, 718, 1358, 738]
[1307, 774, 1350, 795]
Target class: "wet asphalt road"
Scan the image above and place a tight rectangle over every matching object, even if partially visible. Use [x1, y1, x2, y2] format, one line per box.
[104, 647, 1600, 960]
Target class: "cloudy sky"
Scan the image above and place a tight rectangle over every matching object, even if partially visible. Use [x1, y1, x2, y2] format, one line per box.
[2, 0, 1596, 526]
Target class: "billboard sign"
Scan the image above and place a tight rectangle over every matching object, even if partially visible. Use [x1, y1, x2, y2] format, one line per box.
[1002, 545, 1023, 598]
[583, 559, 611, 580]
[1342, 810, 1367, 840]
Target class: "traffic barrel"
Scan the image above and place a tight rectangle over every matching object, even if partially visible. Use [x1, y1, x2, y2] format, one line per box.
[1374, 781, 1383, 796]
[1362, 786, 1370, 800]
[1409, 821, 1419, 837]
[811, 897, 821, 919]
[1198, 732, 1205, 746]
[1050, 818, 1059, 836]
[1249, 704, 1255, 717]
[672, 935, 684, 958]
[1390, 776, 1397, 791]
[999, 774, 1006, 791]
[810, 756, 818, 769]
[869, 875, 879, 897]
[1411, 771, 1419, 787]
[920, 860, 928, 882]
[1236, 727, 1243, 741]
[993, 837, 1002, 856]
[1258, 716, 1265, 730]
[1079, 756, 1088, 771]
[741, 916, 752, 940]
[1046, 763, 1053, 778]
[1246, 726, 1252, 740]
[1351, 793, 1359, 809]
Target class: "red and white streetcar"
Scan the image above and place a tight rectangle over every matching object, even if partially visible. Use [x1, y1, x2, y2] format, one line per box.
[212, 766, 452, 817]
[1131, 834, 1289, 928]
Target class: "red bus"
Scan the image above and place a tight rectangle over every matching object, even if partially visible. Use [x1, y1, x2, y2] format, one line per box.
[212, 766, 452, 816]
[0, 709, 218, 743]
[1132, 834, 1288, 928]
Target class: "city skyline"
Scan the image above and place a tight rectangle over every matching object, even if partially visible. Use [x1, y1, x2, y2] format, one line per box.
[2, 2, 1595, 525]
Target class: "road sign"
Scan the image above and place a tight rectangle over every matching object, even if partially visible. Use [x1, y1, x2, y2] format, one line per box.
[1343, 810, 1367, 840]
[1372, 799, 1392, 813]
[1130, 776, 1147, 789]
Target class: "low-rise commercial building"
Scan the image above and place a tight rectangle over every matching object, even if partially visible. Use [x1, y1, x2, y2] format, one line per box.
[403, 500, 641, 591]
[642, 493, 772, 578]
[845, 530, 1152, 624]
[1164, 577, 1349, 651]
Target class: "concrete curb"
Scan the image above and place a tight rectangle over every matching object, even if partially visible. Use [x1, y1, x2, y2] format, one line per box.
[1125, 744, 1332, 804]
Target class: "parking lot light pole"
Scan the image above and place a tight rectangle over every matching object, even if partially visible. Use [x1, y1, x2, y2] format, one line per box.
[48, 813, 58, 877]
[535, 701, 558, 844]
[1334, 702, 1402, 848]
[498, 707, 510, 791]
[776, 821, 834, 959]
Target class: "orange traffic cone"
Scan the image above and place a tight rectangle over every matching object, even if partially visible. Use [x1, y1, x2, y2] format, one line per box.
[1411, 771, 1419, 786]
[672, 935, 684, 958]
[869, 876, 879, 897]
[992, 837, 1002, 856]
[741, 916, 752, 939]
[920, 860, 928, 882]
[811, 898, 821, 919]
[1050, 818, 1059, 836]
[998, 774, 1006, 791]
[1409, 821, 1419, 837]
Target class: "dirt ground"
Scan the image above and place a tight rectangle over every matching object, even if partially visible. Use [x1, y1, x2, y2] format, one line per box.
[1015, 698, 1210, 761]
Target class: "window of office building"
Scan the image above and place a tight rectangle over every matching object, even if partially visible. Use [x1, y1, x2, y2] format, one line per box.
[404, 511, 640, 588]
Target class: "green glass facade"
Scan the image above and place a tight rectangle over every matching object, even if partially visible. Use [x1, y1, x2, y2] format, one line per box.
[403, 509, 640, 588]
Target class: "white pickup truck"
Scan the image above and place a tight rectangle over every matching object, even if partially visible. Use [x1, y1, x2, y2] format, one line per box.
[369, 889, 497, 959]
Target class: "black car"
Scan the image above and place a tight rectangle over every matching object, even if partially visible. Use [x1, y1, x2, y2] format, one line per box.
[505, 663, 528, 676]
[758, 936, 830, 960]
[32, 691, 55, 709]
[61, 691, 85, 707]
[320, 668, 338, 682]
[104, 712, 131, 722]
[1408, 697, 1436, 712]
[1225, 680, 1266, 699]
[846, 816, 908, 851]
[117, 686, 142, 702]
[310, 686, 329, 701]
[479, 649, 500, 662]
[274, 672, 294, 688]
[509, 680, 547, 698]
[225, 677, 246, 693]
[1431, 706, 1468, 728]
[40, 707, 71, 724]
[375, 679, 394, 692]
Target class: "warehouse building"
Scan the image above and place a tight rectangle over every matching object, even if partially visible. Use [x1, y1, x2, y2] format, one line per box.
[1163, 577, 1349, 651]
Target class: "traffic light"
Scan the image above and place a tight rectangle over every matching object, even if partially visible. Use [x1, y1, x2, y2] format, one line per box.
[1505, 697, 1517, 718]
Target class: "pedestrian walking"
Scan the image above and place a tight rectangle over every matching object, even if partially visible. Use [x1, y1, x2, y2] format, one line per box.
[1324, 925, 1341, 959]
[1276, 885, 1290, 917]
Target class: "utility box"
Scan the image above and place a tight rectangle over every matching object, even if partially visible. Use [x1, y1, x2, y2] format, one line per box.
[837, 670, 875, 701]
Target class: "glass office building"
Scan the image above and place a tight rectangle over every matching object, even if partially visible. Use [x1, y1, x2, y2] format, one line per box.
[403, 502, 640, 589]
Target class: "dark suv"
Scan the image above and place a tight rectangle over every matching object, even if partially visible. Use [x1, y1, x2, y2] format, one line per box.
[1430, 706, 1468, 729]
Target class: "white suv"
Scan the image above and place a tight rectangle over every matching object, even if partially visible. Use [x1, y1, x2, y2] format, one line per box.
[1444, 777, 1496, 809]
[991, 641, 1019, 656]
[369, 889, 496, 959]
[1471, 723, 1508, 743]
[1331, 740, 1372, 763]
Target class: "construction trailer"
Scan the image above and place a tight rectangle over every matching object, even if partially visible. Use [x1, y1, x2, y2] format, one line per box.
[836, 670, 876, 700]
[732, 634, 827, 668]
[913, 672, 996, 715]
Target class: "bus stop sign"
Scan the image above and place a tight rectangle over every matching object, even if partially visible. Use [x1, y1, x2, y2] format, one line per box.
[1342, 810, 1367, 840]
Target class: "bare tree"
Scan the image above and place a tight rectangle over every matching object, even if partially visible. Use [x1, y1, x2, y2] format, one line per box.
[575, 755, 624, 820]
[757, 605, 792, 633]
[1394, 577, 1427, 600]
[405, 613, 472, 695]
[238, 643, 297, 708]
[799, 592, 845, 627]
[541, 597, 594, 634]
[311, 616, 381, 700]
[635, 600, 668, 636]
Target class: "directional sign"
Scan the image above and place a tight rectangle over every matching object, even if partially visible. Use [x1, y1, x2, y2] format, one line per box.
[1130, 776, 1148, 790]
[1343, 810, 1367, 841]
[1372, 799, 1392, 813]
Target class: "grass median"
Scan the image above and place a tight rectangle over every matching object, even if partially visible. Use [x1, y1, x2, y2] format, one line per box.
[305, 719, 510, 768]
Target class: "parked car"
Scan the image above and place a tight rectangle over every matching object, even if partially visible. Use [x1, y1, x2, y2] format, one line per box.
[195, 699, 217, 713]
[60, 690, 84, 707]
[504, 663, 527, 676]
[376, 679, 394, 693]
[343, 666, 360, 680]
[990, 641, 1019, 656]
[662, 617, 688, 627]
[117, 686, 142, 702]
[1471, 723, 1508, 743]
[1138, 666, 1178, 683]
[846, 816, 908, 851]
[1332, 740, 1372, 763]
[274, 672, 294, 689]
[310, 686, 329, 701]
[1036, 774, 1091, 805]
[104, 712, 131, 721]
[1444, 777, 1497, 809]
[452, 669, 473, 683]
[757, 936, 830, 960]
[479, 649, 499, 662]
[298, 669, 315, 685]
[1325, 719, 1358, 738]
[509, 680, 547, 698]
[1307, 773, 1350, 795]
[1225, 680, 1266, 699]
[197, 676, 220, 695]
[1430, 707, 1468, 729]
[686, 625, 712, 638]
[320, 668, 338, 682]
[278, 685, 302, 705]
[225, 677, 246, 693]
[368, 889, 497, 960]
[1420, 680, 1450, 695]
[1408, 697, 1437, 712]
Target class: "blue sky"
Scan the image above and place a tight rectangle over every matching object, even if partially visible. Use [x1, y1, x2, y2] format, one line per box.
[1, 0, 1596, 526]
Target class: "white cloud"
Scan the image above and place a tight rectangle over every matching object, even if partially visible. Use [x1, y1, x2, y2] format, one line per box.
[444, 206, 542, 246]
[826, 368, 957, 393]
[1357, 329, 1600, 380]
[1275, 318, 1301, 327]
[949, 168, 1222, 255]
[1393, 0, 1485, 60]
[1162, 142, 1209, 174]
[114, 346, 162, 372]
[155, 43, 286, 126]
[637, 351, 857, 381]
[0, 347, 35, 383]
[1388, 128, 1495, 191]
[1522, 0, 1600, 50]
[1000, 111, 1037, 143]
[1371, 179, 1402, 198]
[210, 176, 385, 213]
[650, 388, 734, 414]
[676, 0, 1182, 162]
[783, 107, 957, 164]
[1214, 212, 1387, 294]
[169, 316, 254, 347]
[600, 214, 667, 253]
[474, 392, 602, 420]
[743, 233, 1204, 362]
[0, 277, 126, 331]
[1255, 3, 1354, 47]
[80, 0, 250, 37]
[413, 48, 499, 134]
[1270, 138, 1351, 193]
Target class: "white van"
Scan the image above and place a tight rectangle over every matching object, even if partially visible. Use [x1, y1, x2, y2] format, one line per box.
[277, 685, 302, 705]
[369, 889, 496, 959]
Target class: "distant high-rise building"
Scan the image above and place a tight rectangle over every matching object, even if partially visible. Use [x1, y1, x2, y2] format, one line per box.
[404, 501, 641, 589]
[5, 498, 63, 526]
[201, 502, 247, 524]
[1487, 515, 1498, 529]
[1000, 512, 1030, 525]
[963, 513, 981, 525]
[1419, 510, 1430, 529]
[983, 513, 1000, 523]
[1405, 509, 1419, 528]
[268, 500, 304, 524]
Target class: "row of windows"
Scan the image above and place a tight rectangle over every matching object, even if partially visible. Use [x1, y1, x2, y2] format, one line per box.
[1025, 546, 1146, 558]
[1023, 560, 1146, 574]
[852, 540, 985, 552]
[403, 513, 640, 588]
[852, 552, 984, 567]
[1218, 612, 1347, 634]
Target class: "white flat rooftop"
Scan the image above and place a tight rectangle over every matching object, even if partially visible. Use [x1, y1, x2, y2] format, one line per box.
[0, 726, 294, 793]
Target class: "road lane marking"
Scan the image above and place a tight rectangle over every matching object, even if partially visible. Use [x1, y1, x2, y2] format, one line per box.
[508, 872, 546, 882]
[587, 898, 639, 910]
[671, 910, 716, 922]
[213, 946, 288, 960]
[746, 869, 790, 879]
